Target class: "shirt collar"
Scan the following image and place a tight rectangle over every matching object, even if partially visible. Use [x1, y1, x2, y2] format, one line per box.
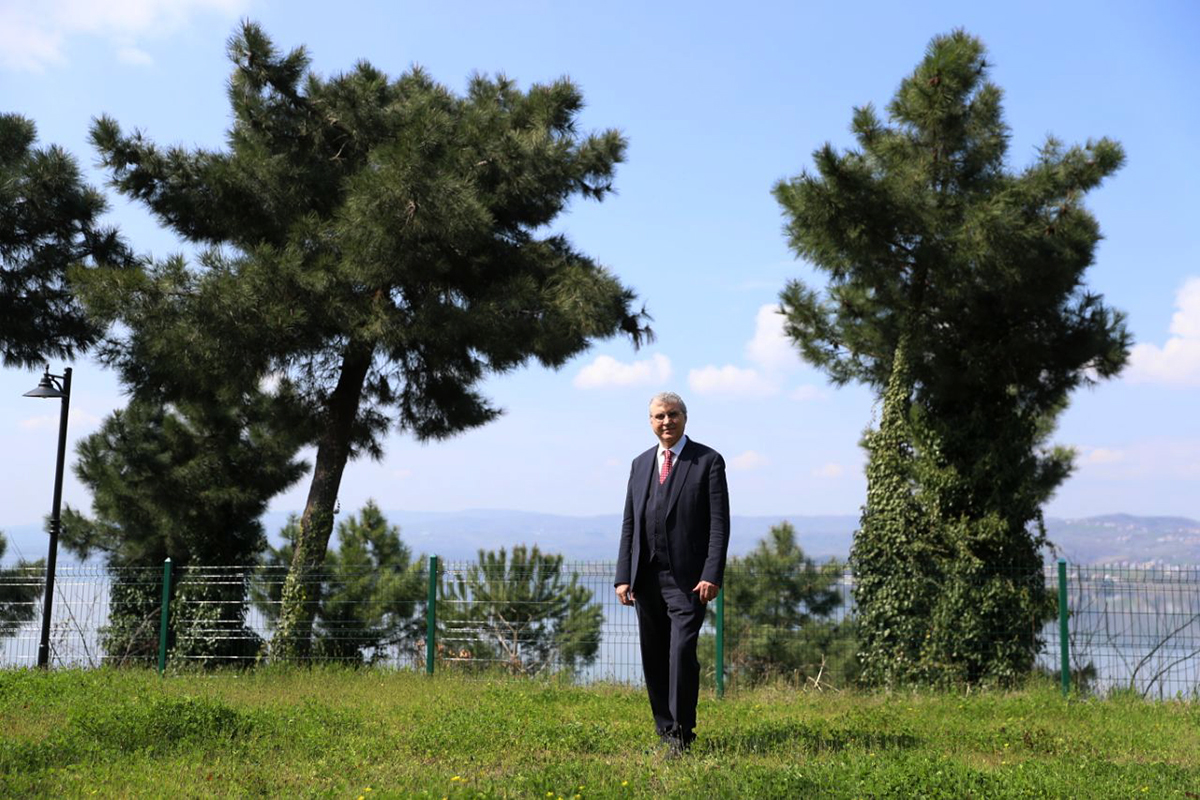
[658, 435, 688, 460]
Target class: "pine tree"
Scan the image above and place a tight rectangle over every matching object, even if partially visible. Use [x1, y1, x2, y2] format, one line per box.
[78, 22, 649, 658]
[700, 521, 851, 687]
[439, 545, 602, 676]
[255, 502, 426, 664]
[0, 533, 42, 640]
[773, 31, 1129, 684]
[60, 394, 306, 663]
[0, 114, 129, 368]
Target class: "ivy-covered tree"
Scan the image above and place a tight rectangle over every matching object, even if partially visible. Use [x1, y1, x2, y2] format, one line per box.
[78, 22, 649, 659]
[773, 31, 1129, 684]
[700, 522, 853, 688]
[0, 114, 129, 368]
[0, 533, 43, 640]
[852, 336, 946, 684]
[255, 501, 426, 664]
[60, 394, 306, 664]
[439, 546, 602, 676]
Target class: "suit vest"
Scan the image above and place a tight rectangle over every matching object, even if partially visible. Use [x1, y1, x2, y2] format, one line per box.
[641, 454, 676, 571]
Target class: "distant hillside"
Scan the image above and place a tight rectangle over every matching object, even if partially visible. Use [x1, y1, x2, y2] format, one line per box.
[4, 511, 1198, 566]
[366, 510, 1200, 566]
[331, 510, 861, 564]
[1044, 514, 1200, 566]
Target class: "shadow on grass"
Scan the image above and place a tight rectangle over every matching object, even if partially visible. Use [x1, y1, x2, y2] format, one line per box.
[702, 719, 919, 756]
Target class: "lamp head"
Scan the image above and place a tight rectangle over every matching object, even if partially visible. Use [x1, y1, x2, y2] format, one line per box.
[23, 369, 65, 399]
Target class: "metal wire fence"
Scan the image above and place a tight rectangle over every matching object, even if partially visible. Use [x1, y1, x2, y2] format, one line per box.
[1062, 563, 1200, 699]
[1, 559, 1197, 697]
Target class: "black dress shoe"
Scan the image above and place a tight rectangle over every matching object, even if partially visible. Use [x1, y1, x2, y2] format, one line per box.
[659, 733, 692, 757]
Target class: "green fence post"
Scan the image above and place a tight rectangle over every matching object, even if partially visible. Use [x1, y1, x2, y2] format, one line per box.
[426, 555, 437, 676]
[158, 558, 172, 676]
[1057, 557, 1070, 697]
[715, 587, 725, 698]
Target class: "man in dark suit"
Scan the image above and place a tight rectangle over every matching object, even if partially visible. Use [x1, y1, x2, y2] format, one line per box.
[615, 391, 730, 753]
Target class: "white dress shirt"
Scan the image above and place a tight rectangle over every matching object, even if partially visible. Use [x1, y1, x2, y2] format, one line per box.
[657, 435, 688, 476]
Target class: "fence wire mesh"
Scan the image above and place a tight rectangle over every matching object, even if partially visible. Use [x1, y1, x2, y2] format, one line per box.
[1, 560, 1197, 698]
[1064, 564, 1200, 699]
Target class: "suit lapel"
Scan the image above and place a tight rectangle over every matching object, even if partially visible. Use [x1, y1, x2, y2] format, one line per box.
[664, 441, 694, 516]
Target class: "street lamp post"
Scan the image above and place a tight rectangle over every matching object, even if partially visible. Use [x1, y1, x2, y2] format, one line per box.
[23, 366, 72, 669]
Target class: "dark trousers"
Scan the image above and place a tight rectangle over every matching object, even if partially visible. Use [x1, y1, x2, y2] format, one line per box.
[634, 565, 706, 740]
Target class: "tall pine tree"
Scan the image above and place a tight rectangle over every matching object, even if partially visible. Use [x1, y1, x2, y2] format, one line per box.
[79, 22, 648, 658]
[773, 31, 1129, 684]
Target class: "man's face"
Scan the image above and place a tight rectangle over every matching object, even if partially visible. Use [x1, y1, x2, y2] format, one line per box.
[649, 400, 687, 449]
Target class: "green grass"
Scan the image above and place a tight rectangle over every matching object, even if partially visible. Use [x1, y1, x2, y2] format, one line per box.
[2, 667, 1198, 798]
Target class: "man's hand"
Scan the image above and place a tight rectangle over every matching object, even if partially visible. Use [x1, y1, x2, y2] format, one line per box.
[616, 583, 636, 606]
[692, 580, 719, 603]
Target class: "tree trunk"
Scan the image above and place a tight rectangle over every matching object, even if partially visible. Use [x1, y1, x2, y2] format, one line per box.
[272, 344, 373, 660]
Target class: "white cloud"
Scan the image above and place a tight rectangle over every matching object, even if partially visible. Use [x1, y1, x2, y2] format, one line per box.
[1126, 277, 1200, 387]
[745, 304, 801, 372]
[812, 462, 845, 478]
[116, 45, 155, 66]
[1068, 438, 1200, 480]
[1079, 446, 1125, 466]
[0, 0, 246, 72]
[689, 304, 818, 398]
[0, 6, 64, 72]
[729, 450, 768, 471]
[1169, 278, 1200, 339]
[574, 353, 672, 389]
[687, 365, 778, 396]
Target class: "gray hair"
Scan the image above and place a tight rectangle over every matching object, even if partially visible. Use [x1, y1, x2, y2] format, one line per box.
[649, 392, 687, 417]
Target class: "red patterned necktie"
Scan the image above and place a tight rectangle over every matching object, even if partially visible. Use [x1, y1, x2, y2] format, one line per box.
[659, 449, 673, 484]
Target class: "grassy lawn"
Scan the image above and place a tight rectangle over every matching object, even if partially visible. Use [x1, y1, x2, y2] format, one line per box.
[2, 667, 1197, 798]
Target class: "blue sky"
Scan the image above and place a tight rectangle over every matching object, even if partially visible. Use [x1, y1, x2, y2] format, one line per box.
[1, 0, 1197, 535]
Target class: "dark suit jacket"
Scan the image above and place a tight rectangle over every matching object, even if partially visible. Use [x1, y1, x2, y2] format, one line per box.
[615, 438, 730, 593]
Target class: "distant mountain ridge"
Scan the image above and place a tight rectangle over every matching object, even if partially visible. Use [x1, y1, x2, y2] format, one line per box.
[1046, 514, 1200, 566]
[3, 511, 1197, 566]
[1073, 513, 1200, 531]
[337, 510, 862, 564]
